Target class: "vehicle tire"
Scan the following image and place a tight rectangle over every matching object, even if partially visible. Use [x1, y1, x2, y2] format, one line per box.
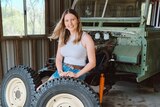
[33, 77, 100, 107]
[1, 65, 42, 107]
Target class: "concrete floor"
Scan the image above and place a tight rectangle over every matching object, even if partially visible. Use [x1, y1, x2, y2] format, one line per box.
[100, 81, 160, 107]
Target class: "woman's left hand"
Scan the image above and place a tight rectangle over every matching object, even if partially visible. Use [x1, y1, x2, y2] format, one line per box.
[66, 71, 78, 78]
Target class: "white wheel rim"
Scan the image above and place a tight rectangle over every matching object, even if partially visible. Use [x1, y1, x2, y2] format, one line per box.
[46, 93, 84, 107]
[6, 78, 27, 107]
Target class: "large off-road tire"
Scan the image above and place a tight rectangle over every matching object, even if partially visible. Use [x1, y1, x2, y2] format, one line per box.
[33, 77, 100, 107]
[1, 65, 41, 107]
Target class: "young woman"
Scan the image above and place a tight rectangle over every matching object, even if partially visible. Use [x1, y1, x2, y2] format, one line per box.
[48, 9, 96, 80]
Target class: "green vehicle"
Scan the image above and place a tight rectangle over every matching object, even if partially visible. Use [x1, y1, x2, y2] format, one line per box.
[1, 0, 160, 107]
[73, 0, 160, 87]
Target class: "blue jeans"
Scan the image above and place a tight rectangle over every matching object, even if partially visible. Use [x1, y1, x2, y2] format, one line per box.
[51, 64, 86, 80]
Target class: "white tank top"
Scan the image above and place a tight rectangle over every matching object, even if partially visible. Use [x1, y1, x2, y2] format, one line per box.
[60, 32, 87, 66]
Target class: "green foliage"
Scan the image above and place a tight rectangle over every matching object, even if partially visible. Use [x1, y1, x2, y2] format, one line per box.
[2, 6, 24, 36]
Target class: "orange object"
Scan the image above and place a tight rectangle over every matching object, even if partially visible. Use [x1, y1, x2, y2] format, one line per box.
[99, 73, 105, 104]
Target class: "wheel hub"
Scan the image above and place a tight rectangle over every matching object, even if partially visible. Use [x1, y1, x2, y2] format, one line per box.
[46, 93, 84, 107]
[15, 90, 21, 99]
[6, 78, 27, 107]
[57, 103, 72, 107]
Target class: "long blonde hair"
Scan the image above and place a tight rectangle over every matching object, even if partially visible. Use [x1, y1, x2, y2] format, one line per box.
[50, 9, 83, 46]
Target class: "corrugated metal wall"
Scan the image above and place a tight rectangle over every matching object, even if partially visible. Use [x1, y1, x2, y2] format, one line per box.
[1, 38, 50, 74]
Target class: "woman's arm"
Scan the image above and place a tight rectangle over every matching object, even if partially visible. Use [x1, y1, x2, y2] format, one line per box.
[55, 44, 63, 74]
[56, 44, 69, 77]
[75, 33, 96, 78]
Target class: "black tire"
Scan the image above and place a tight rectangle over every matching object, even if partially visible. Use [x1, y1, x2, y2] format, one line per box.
[1, 65, 42, 107]
[33, 77, 100, 107]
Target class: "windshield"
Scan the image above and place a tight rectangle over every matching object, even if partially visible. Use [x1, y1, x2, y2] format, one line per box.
[74, 0, 145, 17]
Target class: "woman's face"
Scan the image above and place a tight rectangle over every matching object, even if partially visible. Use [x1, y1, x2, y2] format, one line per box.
[64, 13, 79, 33]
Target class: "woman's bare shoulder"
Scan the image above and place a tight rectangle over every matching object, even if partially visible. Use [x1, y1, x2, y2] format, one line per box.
[82, 32, 92, 40]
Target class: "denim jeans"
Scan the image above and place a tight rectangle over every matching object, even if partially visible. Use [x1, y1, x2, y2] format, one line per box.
[51, 64, 86, 80]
